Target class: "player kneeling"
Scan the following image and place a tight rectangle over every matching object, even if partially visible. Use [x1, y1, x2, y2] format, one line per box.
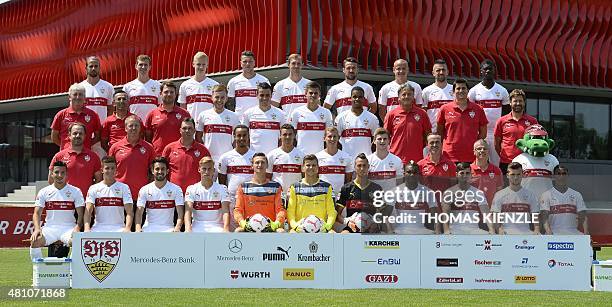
[84, 156, 133, 232]
[337, 154, 383, 233]
[185, 157, 231, 232]
[30, 161, 85, 260]
[135, 157, 184, 232]
[287, 155, 337, 233]
[392, 161, 439, 234]
[234, 153, 286, 232]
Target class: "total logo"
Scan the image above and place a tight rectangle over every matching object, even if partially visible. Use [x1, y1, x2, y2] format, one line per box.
[515, 239, 535, 251]
[230, 270, 271, 279]
[474, 260, 502, 267]
[365, 274, 398, 283]
[436, 277, 463, 284]
[547, 242, 574, 251]
[475, 240, 502, 251]
[364, 240, 400, 249]
[512, 257, 539, 269]
[548, 259, 575, 268]
[262, 246, 290, 261]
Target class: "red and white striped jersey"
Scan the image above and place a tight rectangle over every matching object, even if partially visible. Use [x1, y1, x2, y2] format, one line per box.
[324, 80, 376, 115]
[468, 82, 510, 135]
[378, 80, 424, 113]
[196, 108, 239, 161]
[315, 149, 354, 197]
[185, 182, 230, 226]
[217, 148, 255, 198]
[80, 79, 114, 122]
[445, 185, 488, 233]
[421, 83, 453, 133]
[367, 152, 404, 192]
[512, 153, 559, 197]
[267, 147, 304, 195]
[136, 181, 184, 228]
[241, 106, 286, 153]
[540, 187, 586, 233]
[272, 77, 311, 116]
[288, 105, 333, 155]
[491, 186, 539, 233]
[392, 183, 437, 233]
[122, 78, 161, 121]
[86, 181, 133, 226]
[227, 73, 270, 117]
[35, 184, 84, 226]
[335, 110, 379, 158]
[178, 77, 219, 120]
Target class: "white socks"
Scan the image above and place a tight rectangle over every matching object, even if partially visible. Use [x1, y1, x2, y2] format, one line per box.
[30, 247, 43, 260]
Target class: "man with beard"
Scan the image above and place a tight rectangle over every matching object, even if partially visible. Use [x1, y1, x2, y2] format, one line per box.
[494, 89, 538, 173]
[378, 58, 423, 120]
[422, 59, 454, 132]
[135, 157, 184, 232]
[101, 90, 138, 151]
[144, 81, 190, 156]
[324, 57, 377, 116]
[80, 56, 114, 123]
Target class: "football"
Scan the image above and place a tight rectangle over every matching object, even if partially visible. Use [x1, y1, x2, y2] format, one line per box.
[352, 212, 374, 232]
[248, 213, 270, 232]
[302, 215, 324, 233]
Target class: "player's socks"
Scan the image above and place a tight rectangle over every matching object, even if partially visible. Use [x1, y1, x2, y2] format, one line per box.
[30, 247, 43, 260]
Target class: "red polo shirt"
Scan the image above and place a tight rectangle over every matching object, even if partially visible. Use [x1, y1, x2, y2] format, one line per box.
[494, 113, 539, 163]
[101, 113, 139, 150]
[417, 154, 456, 194]
[162, 140, 211, 193]
[108, 138, 155, 200]
[51, 107, 102, 150]
[50, 148, 101, 197]
[437, 101, 488, 162]
[470, 162, 503, 206]
[144, 106, 191, 156]
[384, 105, 431, 164]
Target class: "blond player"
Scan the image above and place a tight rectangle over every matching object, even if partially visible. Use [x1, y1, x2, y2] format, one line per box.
[179, 52, 219, 121]
[378, 58, 423, 120]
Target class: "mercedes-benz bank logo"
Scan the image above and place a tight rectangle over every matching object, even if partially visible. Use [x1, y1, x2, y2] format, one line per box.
[228, 239, 243, 253]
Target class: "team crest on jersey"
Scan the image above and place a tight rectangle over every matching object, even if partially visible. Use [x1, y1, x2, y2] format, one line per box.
[84, 115, 91, 123]
[469, 111, 475, 118]
[166, 190, 173, 198]
[442, 164, 449, 171]
[339, 158, 345, 164]
[394, 117, 402, 125]
[489, 172, 495, 179]
[100, 88, 106, 94]
[294, 156, 302, 163]
[84, 154, 91, 162]
[320, 113, 325, 120]
[225, 116, 230, 122]
[176, 113, 182, 120]
[364, 119, 369, 126]
[414, 114, 421, 121]
[194, 150, 201, 157]
[524, 120, 531, 126]
[544, 159, 550, 166]
[495, 91, 501, 97]
[140, 147, 146, 154]
[271, 113, 277, 120]
[66, 190, 72, 197]
[81, 238, 121, 283]
[389, 161, 395, 168]
[212, 191, 219, 198]
[151, 86, 157, 93]
[569, 195, 575, 202]
[113, 187, 121, 194]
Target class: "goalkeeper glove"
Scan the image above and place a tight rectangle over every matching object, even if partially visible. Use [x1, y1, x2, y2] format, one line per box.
[323, 222, 333, 232]
[239, 219, 247, 230]
[270, 221, 281, 231]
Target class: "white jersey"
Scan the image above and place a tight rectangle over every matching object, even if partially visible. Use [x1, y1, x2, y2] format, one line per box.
[122, 78, 161, 121]
[315, 149, 354, 197]
[196, 108, 239, 161]
[513, 153, 559, 197]
[178, 77, 219, 120]
[468, 82, 510, 165]
[80, 79, 114, 122]
[241, 106, 286, 153]
[35, 184, 85, 227]
[392, 183, 437, 234]
[324, 80, 376, 115]
[218, 148, 255, 198]
[421, 83, 453, 133]
[137, 181, 184, 229]
[491, 186, 539, 234]
[367, 152, 404, 192]
[185, 182, 230, 232]
[335, 110, 379, 158]
[288, 105, 333, 155]
[272, 76, 311, 115]
[86, 181, 133, 227]
[540, 187, 586, 234]
[227, 73, 270, 117]
[445, 185, 489, 234]
[378, 80, 424, 113]
[267, 147, 304, 196]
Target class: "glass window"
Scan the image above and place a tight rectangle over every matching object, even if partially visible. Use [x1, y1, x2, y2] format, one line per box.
[574, 102, 609, 160]
[526, 98, 538, 117]
[551, 100, 573, 116]
[538, 98, 550, 130]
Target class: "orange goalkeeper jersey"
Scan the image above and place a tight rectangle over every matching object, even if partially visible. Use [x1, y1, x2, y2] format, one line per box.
[234, 180, 286, 223]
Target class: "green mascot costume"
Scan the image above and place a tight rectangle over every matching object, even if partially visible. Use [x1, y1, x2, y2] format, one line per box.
[512, 124, 559, 196]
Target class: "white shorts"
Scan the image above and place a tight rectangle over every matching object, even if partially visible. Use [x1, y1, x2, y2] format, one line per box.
[192, 222, 224, 233]
[142, 224, 174, 232]
[42, 225, 75, 246]
[91, 224, 125, 232]
[394, 226, 435, 235]
[451, 226, 489, 235]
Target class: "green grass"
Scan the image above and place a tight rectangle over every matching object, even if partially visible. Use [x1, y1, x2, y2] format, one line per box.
[1, 248, 612, 306]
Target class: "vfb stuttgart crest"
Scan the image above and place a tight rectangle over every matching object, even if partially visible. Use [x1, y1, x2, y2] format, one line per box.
[81, 238, 121, 283]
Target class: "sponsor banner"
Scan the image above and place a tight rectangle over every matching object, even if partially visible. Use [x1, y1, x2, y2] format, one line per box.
[0, 206, 39, 247]
[342, 235, 420, 288]
[72, 233, 205, 288]
[205, 233, 336, 288]
[593, 261, 612, 291]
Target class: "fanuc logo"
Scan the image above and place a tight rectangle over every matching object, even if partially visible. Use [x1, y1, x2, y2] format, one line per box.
[81, 238, 121, 283]
[364, 240, 400, 249]
[283, 268, 314, 280]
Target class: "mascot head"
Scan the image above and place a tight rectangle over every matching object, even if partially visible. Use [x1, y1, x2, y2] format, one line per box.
[516, 124, 555, 157]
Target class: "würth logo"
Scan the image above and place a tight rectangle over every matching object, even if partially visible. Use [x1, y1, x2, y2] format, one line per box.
[230, 270, 271, 279]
